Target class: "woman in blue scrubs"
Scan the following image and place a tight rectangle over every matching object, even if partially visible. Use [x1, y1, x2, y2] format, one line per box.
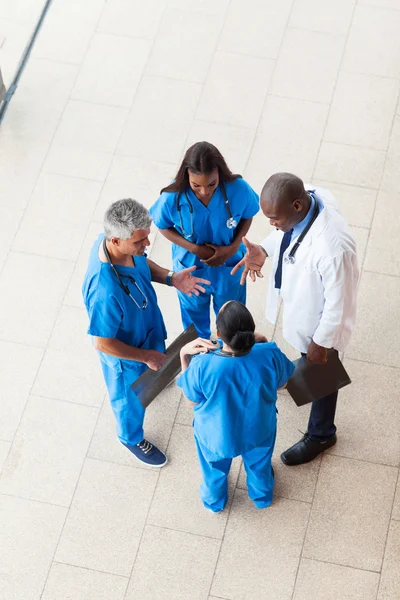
[177, 301, 294, 511]
[150, 142, 259, 339]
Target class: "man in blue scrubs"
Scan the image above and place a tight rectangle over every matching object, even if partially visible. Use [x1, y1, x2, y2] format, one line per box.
[82, 198, 210, 467]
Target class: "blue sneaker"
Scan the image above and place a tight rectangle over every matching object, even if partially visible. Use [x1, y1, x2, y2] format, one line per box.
[122, 439, 168, 467]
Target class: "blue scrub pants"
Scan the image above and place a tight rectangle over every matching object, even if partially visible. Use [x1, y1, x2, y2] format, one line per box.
[195, 431, 276, 512]
[177, 283, 246, 339]
[100, 358, 145, 446]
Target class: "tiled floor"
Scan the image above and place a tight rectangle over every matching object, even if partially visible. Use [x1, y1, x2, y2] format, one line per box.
[0, 1, 399, 599]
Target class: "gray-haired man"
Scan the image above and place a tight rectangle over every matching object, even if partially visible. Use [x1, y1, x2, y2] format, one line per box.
[83, 199, 210, 467]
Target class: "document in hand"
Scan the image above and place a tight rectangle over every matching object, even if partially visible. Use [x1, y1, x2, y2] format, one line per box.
[131, 324, 198, 408]
[286, 349, 351, 407]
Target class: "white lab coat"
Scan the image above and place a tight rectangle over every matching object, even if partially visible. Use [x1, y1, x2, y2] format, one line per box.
[260, 185, 359, 354]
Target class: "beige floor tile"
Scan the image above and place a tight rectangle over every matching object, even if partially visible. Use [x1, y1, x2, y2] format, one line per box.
[1, 58, 78, 144]
[42, 563, 128, 600]
[126, 525, 220, 600]
[289, 0, 356, 35]
[293, 558, 379, 600]
[0, 395, 98, 505]
[48, 0, 106, 23]
[148, 424, 241, 538]
[0, 441, 10, 472]
[43, 144, 113, 182]
[271, 28, 345, 103]
[0, 341, 43, 441]
[0, 252, 73, 348]
[328, 359, 400, 466]
[378, 520, 400, 599]
[0, 138, 48, 210]
[343, 5, 400, 77]
[97, 0, 166, 39]
[347, 271, 400, 367]
[237, 392, 322, 503]
[33, 11, 94, 65]
[245, 96, 329, 190]
[33, 306, 105, 407]
[314, 142, 386, 188]
[381, 116, 400, 194]
[196, 51, 274, 129]
[212, 490, 310, 600]
[117, 76, 202, 163]
[167, 0, 229, 13]
[175, 394, 194, 426]
[392, 477, 400, 521]
[88, 383, 181, 466]
[72, 34, 152, 107]
[186, 120, 256, 173]
[311, 181, 377, 228]
[146, 8, 223, 83]
[56, 458, 158, 575]
[63, 221, 102, 308]
[0, 19, 35, 85]
[0, 205, 23, 258]
[0, 0, 53, 21]
[364, 191, 400, 276]
[0, 495, 66, 600]
[94, 155, 175, 221]
[359, 0, 400, 8]
[13, 173, 101, 261]
[303, 455, 397, 570]
[54, 100, 129, 154]
[325, 72, 399, 150]
[218, 0, 292, 59]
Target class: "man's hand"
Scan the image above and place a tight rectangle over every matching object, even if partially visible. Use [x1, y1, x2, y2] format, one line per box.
[306, 340, 328, 364]
[201, 243, 237, 267]
[192, 244, 215, 261]
[144, 350, 169, 371]
[230, 237, 267, 285]
[172, 266, 211, 297]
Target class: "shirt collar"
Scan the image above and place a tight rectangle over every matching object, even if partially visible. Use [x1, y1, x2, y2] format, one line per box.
[292, 192, 319, 238]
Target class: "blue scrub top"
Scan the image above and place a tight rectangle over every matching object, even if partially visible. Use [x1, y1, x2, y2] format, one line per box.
[82, 233, 167, 375]
[149, 177, 259, 294]
[177, 342, 295, 461]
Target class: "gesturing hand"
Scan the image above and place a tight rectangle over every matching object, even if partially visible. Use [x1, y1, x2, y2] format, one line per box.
[172, 266, 211, 297]
[230, 237, 268, 285]
[306, 341, 328, 364]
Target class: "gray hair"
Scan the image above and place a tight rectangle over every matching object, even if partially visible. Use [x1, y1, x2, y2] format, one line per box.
[104, 199, 152, 240]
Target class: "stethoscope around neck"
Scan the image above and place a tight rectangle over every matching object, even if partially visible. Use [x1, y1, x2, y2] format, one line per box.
[284, 192, 320, 265]
[176, 181, 237, 238]
[102, 237, 148, 310]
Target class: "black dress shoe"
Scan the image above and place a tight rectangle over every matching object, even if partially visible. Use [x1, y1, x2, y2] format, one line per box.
[280, 433, 337, 466]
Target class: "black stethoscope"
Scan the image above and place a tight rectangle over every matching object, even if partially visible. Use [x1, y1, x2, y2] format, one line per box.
[284, 192, 320, 265]
[176, 181, 237, 238]
[102, 237, 148, 310]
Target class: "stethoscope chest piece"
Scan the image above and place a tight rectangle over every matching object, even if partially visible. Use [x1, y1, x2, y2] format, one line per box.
[284, 255, 296, 265]
[226, 217, 237, 229]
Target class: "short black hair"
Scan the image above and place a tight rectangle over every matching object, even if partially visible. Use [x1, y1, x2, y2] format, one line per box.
[261, 172, 306, 205]
[217, 301, 256, 353]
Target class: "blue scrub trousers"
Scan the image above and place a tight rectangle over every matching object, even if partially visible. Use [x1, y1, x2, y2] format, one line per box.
[178, 283, 246, 339]
[100, 357, 145, 446]
[195, 431, 276, 512]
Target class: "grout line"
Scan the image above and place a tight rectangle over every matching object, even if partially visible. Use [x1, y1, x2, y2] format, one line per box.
[344, 355, 400, 371]
[300, 554, 382, 575]
[363, 269, 400, 279]
[146, 522, 223, 542]
[325, 452, 400, 469]
[0, 491, 71, 509]
[51, 559, 130, 579]
[376, 467, 400, 598]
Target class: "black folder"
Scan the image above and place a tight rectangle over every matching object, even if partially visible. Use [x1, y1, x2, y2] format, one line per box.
[286, 349, 351, 407]
[131, 324, 198, 408]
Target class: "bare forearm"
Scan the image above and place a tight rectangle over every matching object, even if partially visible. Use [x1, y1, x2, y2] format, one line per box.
[93, 336, 149, 363]
[147, 258, 170, 285]
[232, 218, 253, 249]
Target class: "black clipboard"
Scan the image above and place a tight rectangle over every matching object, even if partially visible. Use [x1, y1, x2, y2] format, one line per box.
[286, 349, 351, 407]
[131, 324, 198, 408]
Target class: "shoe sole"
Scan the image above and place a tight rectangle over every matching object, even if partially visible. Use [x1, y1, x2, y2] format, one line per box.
[280, 439, 337, 466]
[130, 454, 168, 468]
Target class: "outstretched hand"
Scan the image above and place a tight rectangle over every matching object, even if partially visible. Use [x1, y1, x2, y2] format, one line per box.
[172, 266, 211, 297]
[230, 237, 267, 285]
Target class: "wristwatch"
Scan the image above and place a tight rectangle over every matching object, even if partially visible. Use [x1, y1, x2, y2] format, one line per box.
[166, 270, 175, 286]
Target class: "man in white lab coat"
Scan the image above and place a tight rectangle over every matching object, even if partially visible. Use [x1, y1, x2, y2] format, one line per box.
[232, 172, 359, 465]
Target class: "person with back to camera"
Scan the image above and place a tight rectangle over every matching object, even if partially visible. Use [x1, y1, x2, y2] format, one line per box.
[176, 301, 294, 513]
[149, 141, 259, 339]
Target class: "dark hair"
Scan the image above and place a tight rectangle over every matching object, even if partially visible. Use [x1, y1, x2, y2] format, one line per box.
[217, 301, 256, 353]
[261, 172, 307, 206]
[161, 141, 241, 194]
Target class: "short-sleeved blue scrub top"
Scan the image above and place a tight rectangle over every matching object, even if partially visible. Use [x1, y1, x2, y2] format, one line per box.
[177, 342, 295, 462]
[149, 178, 259, 294]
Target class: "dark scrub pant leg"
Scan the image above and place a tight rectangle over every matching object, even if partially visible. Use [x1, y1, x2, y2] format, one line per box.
[302, 350, 338, 442]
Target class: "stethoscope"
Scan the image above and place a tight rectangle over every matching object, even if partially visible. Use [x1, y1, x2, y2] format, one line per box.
[102, 237, 148, 310]
[176, 181, 237, 239]
[284, 192, 320, 265]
